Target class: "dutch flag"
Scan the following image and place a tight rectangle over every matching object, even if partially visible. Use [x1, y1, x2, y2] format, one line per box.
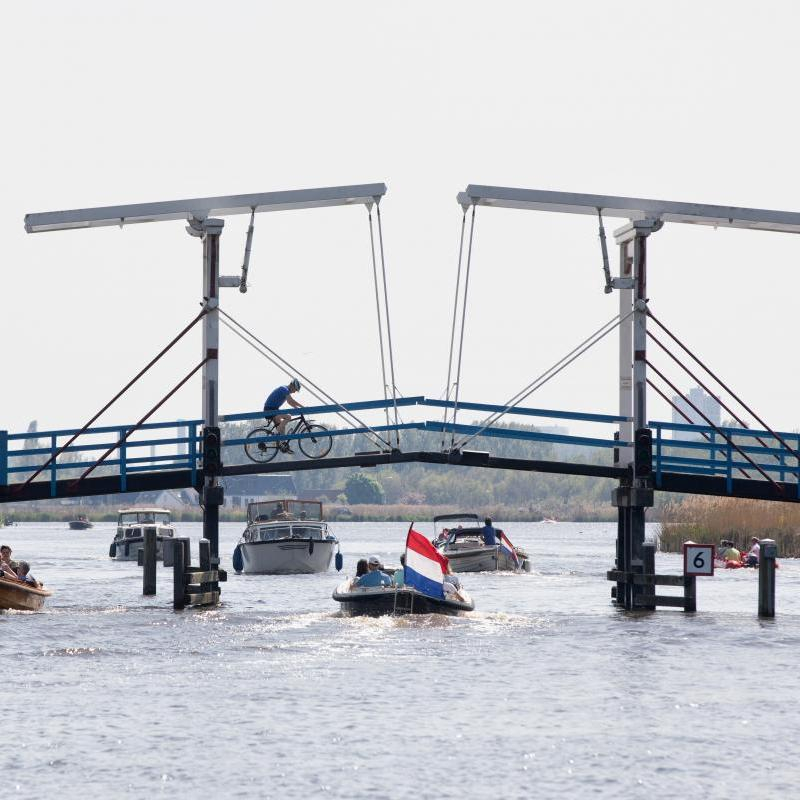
[404, 526, 450, 599]
[499, 530, 520, 568]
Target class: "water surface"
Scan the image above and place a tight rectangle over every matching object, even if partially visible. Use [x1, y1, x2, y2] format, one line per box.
[2, 521, 797, 799]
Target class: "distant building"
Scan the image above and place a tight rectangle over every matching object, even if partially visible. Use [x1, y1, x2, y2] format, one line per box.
[671, 386, 721, 439]
[220, 474, 297, 507]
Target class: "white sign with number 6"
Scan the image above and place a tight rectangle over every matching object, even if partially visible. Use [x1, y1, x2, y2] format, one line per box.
[683, 544, 715, 576]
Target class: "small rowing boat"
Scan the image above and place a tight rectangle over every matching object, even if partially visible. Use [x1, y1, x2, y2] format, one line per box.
[0, 577, 53, 611]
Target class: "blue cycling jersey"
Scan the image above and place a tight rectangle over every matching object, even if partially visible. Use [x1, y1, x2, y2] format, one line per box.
[265, 385, 290, 410]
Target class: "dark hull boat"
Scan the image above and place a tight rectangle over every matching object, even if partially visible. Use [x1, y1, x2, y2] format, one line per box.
[332, 582, 474, 617]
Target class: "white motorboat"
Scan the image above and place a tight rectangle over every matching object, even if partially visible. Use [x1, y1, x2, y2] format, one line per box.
[110, 507, 175, 560]
[232, 499, 340, 575]
[432, 512, 531, 572]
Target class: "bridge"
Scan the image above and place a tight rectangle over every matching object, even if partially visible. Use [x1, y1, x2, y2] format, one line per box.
[3, 397, 800, 504]
[10, 182, 800, 611]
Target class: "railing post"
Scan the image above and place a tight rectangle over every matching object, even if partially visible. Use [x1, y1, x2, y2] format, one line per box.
[655, 426, 662, 488]
[50, 434, 58, 498]
[710, 430, 716, 472]
[119, 427, 128, 493]
[143, 527, 157, 596]
[726, 439, 733, 495]
[758, 538, 777, 618]
[0, 430, 7, 488]
[189, 422, 198, 486]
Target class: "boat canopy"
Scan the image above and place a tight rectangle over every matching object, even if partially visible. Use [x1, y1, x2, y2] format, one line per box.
[433, 513, 481, 524]
[248, 499, 323, 524]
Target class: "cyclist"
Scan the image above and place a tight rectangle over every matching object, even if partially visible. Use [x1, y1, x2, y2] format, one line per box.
[264, 378, 303, 453]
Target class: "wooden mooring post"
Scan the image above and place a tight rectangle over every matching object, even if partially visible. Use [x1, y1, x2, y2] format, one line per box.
[142, 527, 157, 596]
[168, 536, 226, 610]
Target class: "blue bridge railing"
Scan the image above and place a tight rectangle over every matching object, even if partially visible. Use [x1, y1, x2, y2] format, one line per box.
[0, 397, 631, 497]
[650, 420, 800, 497]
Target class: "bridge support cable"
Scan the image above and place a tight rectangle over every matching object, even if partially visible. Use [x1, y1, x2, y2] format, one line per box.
[647, 308, 800, 469]
[452, 309, 633, 451]
[69, 357, 210, 490]
[441, 207, 469, 449]
[646, 378, 752, 480]
[367, 209, 391, 433]
[375, 205, 401, 448]
[645, 359, 782, 493]
[14, 308, 208, 492]
[217, 308, 392, 450]
[646, 328, 794, 474]
[450, 205, 478, 449]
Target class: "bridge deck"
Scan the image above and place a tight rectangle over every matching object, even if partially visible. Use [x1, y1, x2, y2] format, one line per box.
[2, 397, 798, 504]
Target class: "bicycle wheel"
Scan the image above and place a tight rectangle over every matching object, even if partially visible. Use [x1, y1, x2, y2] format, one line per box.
[298, 424, 333, 459]
[245, 427, 279, 463]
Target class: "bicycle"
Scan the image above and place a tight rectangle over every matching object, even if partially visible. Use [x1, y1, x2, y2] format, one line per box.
[244, 414, 333, 463]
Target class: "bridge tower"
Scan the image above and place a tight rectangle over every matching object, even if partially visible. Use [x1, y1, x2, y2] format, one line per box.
[612, 219, 659, 610]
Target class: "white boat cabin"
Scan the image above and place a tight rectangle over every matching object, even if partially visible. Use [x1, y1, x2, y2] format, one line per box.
[242, 499, 333, 543]
[115, 507, 175, 541]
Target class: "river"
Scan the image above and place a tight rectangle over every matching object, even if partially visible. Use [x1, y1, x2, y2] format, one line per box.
[1, 520, 798, 799]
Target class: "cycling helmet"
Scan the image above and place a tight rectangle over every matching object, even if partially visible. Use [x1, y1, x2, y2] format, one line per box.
[288, 378, 301, 392]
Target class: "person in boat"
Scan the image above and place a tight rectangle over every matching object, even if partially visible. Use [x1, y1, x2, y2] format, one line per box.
[721, 540, 741, 563]
[264, 378, 303, 453]
[745, 537, 760, 567]
[356, 555, 392, 588]
[355, 558, 369, 579]
[443, 563, 465, 601]
[15, 562, 40, 588]
[443, 562, 462, 591]
[393, 554, 406, 587]
[481, 518, 498, 547]
[0, 545, 18, 577]
[433, 528, 450, 547]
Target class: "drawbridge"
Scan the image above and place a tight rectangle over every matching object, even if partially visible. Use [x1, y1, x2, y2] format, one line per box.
[9, 182, 800, 611]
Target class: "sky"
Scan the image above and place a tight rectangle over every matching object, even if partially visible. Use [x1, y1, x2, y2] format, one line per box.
[3, 1, 800, 443]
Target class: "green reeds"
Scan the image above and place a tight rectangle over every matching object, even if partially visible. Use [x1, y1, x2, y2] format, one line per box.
[659, 496, 800, 556]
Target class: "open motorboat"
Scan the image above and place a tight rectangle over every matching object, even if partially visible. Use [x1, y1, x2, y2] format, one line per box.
[432, 513, 531, 572]
[232, 499, 341, 575]
[0, 575, 53, 611]
[332, 580, 474, 616]
[68, 515, 93, 530]
[110, 507, 175, 560]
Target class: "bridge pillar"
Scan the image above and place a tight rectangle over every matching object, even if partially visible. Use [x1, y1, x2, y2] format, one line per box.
[189, 216, 225, 598]
[612, 219, 660, 610]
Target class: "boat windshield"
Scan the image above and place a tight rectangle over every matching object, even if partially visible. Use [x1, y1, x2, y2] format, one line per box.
[248, 499, 323, 523]
[118, 511, 171, 526]
[291, 524, 327, 540]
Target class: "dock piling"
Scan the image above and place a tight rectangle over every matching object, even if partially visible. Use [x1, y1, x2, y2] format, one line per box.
[758, 538, 777, 618]
[172, 537, 190, 610]
[143, 527, 157, 596]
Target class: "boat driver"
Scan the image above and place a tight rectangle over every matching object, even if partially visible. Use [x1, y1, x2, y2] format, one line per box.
[481, 518, 498, 547]
[264, 378, 304, 454]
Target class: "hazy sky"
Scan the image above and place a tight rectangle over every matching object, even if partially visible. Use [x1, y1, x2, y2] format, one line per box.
[4, 1, 800, 442]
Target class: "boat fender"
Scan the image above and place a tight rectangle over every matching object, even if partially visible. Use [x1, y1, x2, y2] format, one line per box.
[109, 542, 116, 558]
[232, 545, 244, 574]
[335, 548, 343, 572]
[308, 539, 315, 555]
